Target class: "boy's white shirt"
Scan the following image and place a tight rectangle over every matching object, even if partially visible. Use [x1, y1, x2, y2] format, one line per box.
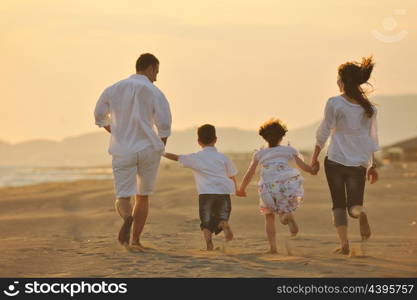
[178, 146, 237, 195]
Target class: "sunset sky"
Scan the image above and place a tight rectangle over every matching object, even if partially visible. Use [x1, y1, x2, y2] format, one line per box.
[1, 0, 416, 143]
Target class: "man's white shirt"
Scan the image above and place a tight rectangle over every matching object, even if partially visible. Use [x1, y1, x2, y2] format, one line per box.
[94, 74, 172, 156]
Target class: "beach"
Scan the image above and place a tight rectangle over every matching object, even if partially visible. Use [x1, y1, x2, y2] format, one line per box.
[0, 156, 416, 278]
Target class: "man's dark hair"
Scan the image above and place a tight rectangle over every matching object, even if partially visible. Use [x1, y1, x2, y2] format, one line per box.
[198, 124, 216, 145]
[136, 53, 159, 72]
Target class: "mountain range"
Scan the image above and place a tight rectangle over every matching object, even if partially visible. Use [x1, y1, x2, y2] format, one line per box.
[1, 94, 416, 166]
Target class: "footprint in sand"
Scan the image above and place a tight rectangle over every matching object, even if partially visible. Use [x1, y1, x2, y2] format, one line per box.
[349, 246, 368, 258]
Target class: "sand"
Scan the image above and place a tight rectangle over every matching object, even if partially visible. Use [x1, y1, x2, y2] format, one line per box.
[0, 156, 416, 278]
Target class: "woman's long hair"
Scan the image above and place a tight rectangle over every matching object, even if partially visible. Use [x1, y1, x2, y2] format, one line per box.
[338, 56, 375, 118]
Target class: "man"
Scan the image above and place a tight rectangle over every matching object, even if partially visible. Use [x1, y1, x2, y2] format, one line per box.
[94, 53, 172, 249]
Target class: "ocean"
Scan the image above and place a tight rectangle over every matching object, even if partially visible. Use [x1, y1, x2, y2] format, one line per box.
[0, 166, 113, 187]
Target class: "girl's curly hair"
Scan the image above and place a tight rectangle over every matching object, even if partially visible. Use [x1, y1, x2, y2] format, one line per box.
[259, 118, 288, 147]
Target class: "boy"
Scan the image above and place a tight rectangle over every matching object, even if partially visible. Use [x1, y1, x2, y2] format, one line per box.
[163, 124, 237, 250]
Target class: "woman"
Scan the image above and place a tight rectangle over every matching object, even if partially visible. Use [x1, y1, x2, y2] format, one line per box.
[311, 56, 379, 254]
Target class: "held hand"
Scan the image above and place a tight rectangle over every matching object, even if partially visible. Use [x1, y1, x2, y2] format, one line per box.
[310, 161, 320, 175]
[367, 167, 378, 184]
[310, 156, 318, 166]
[236, 189, 247, 197]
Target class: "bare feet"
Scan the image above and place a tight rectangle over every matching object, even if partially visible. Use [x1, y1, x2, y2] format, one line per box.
[286, 214, 299, 237]
[130, 241, 146, 251]
[224, 227, 234, 242]
[118, 216, 133, 245]
[279, 214, 289, 225]
[129, 244, 145, 252]
[206, 240, 214, 251]
[333, 243, 350, 255]
[220, 221, 234, 242]
[131, 241, 154, 250]
[266, 248, 278, 254]
[359, 212, 371, 241]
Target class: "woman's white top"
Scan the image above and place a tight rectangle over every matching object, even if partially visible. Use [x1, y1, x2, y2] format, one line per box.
[316, 95, 379, 167]
[253, 146, 303, 185]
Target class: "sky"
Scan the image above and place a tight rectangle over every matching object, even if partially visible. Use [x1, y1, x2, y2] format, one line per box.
[1, 0, 416, 143]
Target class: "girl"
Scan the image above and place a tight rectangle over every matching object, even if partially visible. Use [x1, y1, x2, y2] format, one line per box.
[237, 119, 318, 254]
[311, 56, 379, 255]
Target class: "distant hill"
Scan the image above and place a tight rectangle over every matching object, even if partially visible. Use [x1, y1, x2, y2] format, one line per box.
[0, 94, 416, 166]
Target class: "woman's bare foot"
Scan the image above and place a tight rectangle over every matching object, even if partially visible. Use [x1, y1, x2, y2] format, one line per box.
[333, 243, 350, 255]
[359, 212, 371, 241]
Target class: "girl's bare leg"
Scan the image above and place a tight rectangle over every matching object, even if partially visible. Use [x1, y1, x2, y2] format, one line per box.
[279, 213, 288, 225]
[279, 213, 298, 236]
[286, 213, 299, 236]
[265, 213, 277, 253]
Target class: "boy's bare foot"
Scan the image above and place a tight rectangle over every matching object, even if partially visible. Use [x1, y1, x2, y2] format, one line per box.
[359, 212, 371, 241]
[224, 226, 234, 242]
[220, 221, 234, 242]
[333, 243, 350, 255]
[206, 240, 214, 251]
[118, 216, 133, 245]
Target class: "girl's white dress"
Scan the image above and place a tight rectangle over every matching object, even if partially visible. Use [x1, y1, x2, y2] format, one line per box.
[253, 146, 304, 214]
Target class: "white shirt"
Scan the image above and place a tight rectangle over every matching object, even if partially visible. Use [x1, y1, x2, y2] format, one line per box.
[178, 147, 238, 195]
[94, 74, 172, 156]
[316, 95, 379, 167]
[253, 146, 302, 185]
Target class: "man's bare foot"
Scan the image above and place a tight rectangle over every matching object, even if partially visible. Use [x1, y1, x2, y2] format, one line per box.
[359, 212, 371, 241]
[130, 241, 146, 250]
[221, 222, 234, 242]
[265, 249, 278, 254]
[206, 240, 214, 251]
[333, 243, 350, 255]
[286, 214, 299, 236]
[118, 216, 133, 245]
[128, 244, 145, 252]
[131, 241, 153, 250]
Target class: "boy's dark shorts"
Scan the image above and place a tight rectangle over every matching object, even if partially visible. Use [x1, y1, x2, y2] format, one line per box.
[199, 194, 231, 235]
